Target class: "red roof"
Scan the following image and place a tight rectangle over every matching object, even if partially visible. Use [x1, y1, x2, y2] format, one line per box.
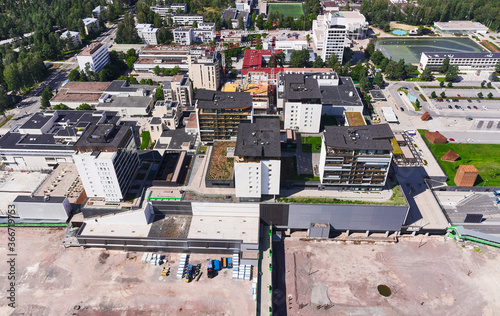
[241, 49, 284, 75]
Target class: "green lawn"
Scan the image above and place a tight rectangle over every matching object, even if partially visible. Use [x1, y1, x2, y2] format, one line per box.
[301, 136, 322, 153]
[140, 131, 150, 150]
[419, 129, 500, 186]
[268, 3, 304, 18]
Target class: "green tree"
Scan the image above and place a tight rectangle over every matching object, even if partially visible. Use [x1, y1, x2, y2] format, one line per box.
[420, 68, 433, 81]
[156, 87, 164, 100]
[447, 82, 453, 87]
[255, 43, 263, 49]
[478, 92, 484, 98]
[496, 61, 500, 73]
[431, 91, 437, 98]
[192, 21, 198, 28]
[126, 56, 137, 69]
[256, 14, 264, 29]
[76, 103, 93, 111]
[371, 50, 385, 65]
[312, 56, 324, 68]
[68, 69, 80, 81]
[238, 17, 245, 30]
[487, 82, 492, 88]
[41, 86, 53, 108]
[440, 91, 446, 98]
[439, 57, 450, 73]
[275, 52, 285, 67]
[364, 42, 375, 59]
[481, 81, 486, 88]
[440, 81, 445, 87]
[154, 66, 161, 76]
[52, 103, 69, 110]
[445, 65, 458, 82]
[290, 49, 311, 67]
[487, 92, 493, 98]
[373, 72, 384, 87]
[359, 76, 371, 92]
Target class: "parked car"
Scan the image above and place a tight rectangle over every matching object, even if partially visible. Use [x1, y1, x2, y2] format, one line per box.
[467, 105, 472, 109]
[449, 138, 455, 141]
[467, 99, 472, 103]
[400, 107, 405, 111]
[448, 105, 453, 109]
[454, 105, 460, 109]
[473, 106, 478, 109]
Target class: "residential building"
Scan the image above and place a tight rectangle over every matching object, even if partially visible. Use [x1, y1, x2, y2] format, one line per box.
[97, 80, 157, 117]
[277, 71, 363, 132]
[434, 21, 488, 34]
[151, 4, 187, 17]
[195, 89, 253, 142]
[163, 75, 193, 106]
[222, 9, 249, 29]
[222, 81, 269, 115]
[49, 82, 112, 108]
[92, 6, 105, 18]
[82, 17, 99, 35]
[172, 14, 204, 26]
[77, 42, 110, 74]
[220, 30, 244, 43]
[73, 124, 140, 202]
[234, 118, 281, 201]
[314, 11, 368, 40]
[148, 101, 183, 141]
[173, 28, 194, 45]
[193, 22, 216, 43]
[136, 24, 159, 45]
[318, 125, 394, 189]
[60, 30, 82, 48]
[0, 110, 121, 172]
[235, 0, 253, 12]
[419, 52, 500, 71]
[188, 51, 221, 90]
[312, 12, 348, 62]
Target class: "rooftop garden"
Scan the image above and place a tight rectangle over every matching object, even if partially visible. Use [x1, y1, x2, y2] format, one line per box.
[206, 141, 235, 180]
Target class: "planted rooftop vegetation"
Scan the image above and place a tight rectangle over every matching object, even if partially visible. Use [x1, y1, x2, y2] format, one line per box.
[207, 141, 236, 180]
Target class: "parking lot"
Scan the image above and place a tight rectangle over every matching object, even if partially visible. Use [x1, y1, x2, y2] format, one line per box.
[0, 228, 255, 315]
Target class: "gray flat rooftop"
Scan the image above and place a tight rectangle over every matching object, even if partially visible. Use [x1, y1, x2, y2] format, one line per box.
[97, 95, 153, 109]
[324, 124, 394, 150]
[14, 195, 66, 203]
[196, 89, 252, 109]
[156, 128, 196, 150]
[235, 118, 281, 158]
[321, 77, 363, 107]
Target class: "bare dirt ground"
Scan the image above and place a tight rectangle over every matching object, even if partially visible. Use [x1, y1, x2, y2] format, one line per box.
[284, 237, 500, 315]
[0, 228, 254, 316]
[390, 22, 418, 31]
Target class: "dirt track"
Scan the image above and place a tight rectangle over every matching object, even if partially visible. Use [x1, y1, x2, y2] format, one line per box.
[284, 237, 500, 315]
[0, 228, 254, 316]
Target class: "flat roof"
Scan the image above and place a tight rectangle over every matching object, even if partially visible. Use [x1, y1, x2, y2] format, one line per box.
[97, 95, 153, 109]
[422, 52, 500, 59]
[195, 89, 252, 109]
[235, 118, 281, 158]
[187, 215, 259, 243]
[80, 42, 105, 56]
[157, 128, 197, 150]
[14, 195, 66, 203]
[321, 77, 363, 107]
[74, 124, 131, 150]
[61, 81, 111, 92]
[345, 112, 366, 126]
[434, 20, 488, 30]
[81, 221, 152, 237]
[324, 124, 394, 151]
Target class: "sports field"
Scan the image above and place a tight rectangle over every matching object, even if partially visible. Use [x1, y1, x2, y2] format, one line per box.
[268, 3, 304, 18]
[419, 130, 500, 186]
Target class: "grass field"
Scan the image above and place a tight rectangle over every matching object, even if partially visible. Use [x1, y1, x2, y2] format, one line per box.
[268, 3, 304, 18]
[419, 130, 500, 186]
[301, 136, 322, 153]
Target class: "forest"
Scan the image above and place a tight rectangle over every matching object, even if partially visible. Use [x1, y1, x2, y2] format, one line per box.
[362, 0, 500, 32]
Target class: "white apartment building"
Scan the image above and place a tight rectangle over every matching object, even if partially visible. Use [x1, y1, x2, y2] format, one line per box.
[136, 24, 159, 45]
[193, 22, 216, 43]
[173, 28, 194, 45]
[60, 30, 82, 48]
[73, 124, 140, 202]
[313, 12, 351, 62]
[164, 75, 193, 106]
[283, 102, 322, 133]
[151, 4, 187, 17]
[188, 52, 220, 90]
[77, 42, 110, 73]
[420, 52, 500, 70]
[82, 17, 99, 35]
[233, 118, 281, 201]
[173, 14, 204, 26]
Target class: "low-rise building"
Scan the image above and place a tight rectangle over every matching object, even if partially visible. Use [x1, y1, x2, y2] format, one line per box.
[193, 22, 216, 43]
[50, 82, 112, 109]
[92, 5, 104, 18]
[151, 4, 187, 17]
[136, 24, 159, 45]
[82, 17, 99, 35]
[14, 196, 72, 221]
[188, 51, 221, 90]
[60, 30, 82, 48]
[434, 20, 488, 34]
[134, 45, 192, 73]
[77, 42, 110, 74]
[195, 89, 253, 142]
[318, 124, 394, 189]
[222, 9, 249, 29]
[419, 52, 500, 71]
[173, 28, 194, 45]
[234, 118, 281, 201]
[235, 0, 253, 12]
[173, 14, 204, 26]
[73, 124, 140, 202]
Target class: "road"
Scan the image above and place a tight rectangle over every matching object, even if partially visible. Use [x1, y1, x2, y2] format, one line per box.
[2, 21, 120, 132]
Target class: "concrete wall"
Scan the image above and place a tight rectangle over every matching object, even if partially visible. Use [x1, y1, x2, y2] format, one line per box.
[95, 203, 154, 225]
[191, 202, 259, 217]
[15, 198, 71, 221]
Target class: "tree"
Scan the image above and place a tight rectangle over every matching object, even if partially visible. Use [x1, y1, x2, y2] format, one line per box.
[487, 82, 492, 88]
[373, 72, 384, 87]
[488, 92, 493, 98]
[238, 17, 245, 30]
[275, 52, 285, 67]
[256, 14, 264, 30]
[343, 47, 353, 64]
[76, 103, 93, 111]
[364, 42, 375, 59]
[371, 50, 385, 65]
[192, 21, 198, 28]
[440, 81, 445, 87]
[481, 81, 486, 88]
[154, 66, 161, 76]
[359, 76, 371, 92]
[156, 87, 164, 100]
[478, 92, 483, 98]
[312, 56, 324, 68]
[447, 82, 453, 87]
[255, 43, 263, 49]
[126, 56, 137, 69]
[440, 91, 446, 98]
[445, 65, 458, 82]
[439, 57, 450, 73]
[41, 86, 53, 108]
[68, 69, 80, 81]
[290, 49, 311, 68]
[420, 68, 433, 81]
[248, 34, 254, 41]
[496, 60, 500, 73]
[52, 103, 69, 110]
[431, 91, 437, 98]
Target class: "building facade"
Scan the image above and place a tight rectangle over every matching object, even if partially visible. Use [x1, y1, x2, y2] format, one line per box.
[151, 4, 187, 16]
[318, 125, 394, 189]
[77, 42, 110, 74]
[82, 17, 99, 35]
[73, 124, 140, 202]
[136, 24, 159, 45]
[420, 52, 500, 70]
[60, 31, 82, 48]
[173, 28, 194, 45]
[188, 52, 221, 90]
[173, 14, 204, 26]
[312, 12, 348, 62]
[434, 21, 488, 34]
[164, 75, 193, 106]
[193, 23, 216, 43]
